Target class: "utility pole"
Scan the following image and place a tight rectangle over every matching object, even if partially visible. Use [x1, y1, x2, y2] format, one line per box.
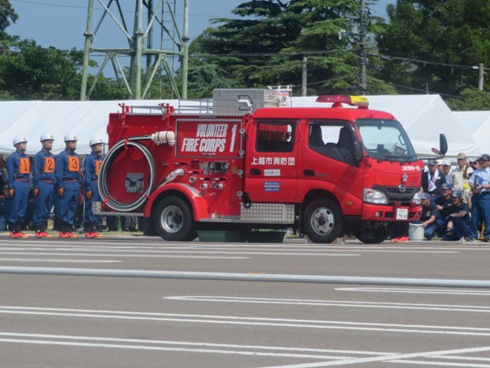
[302, 56, 307, 96]
[479, 63, 484, 91]
[359, 0, 367, 95]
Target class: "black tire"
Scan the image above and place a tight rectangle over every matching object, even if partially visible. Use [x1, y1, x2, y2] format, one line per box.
[303, 198, 343, 243]
[153, 196, 197, 241]
[353, 227, 389, 244]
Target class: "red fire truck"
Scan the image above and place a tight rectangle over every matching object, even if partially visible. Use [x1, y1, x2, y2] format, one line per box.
[97, 90, 447, 243]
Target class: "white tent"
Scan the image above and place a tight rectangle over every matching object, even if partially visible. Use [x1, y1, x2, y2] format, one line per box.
[453, 111, 490, 158]
[293, 95, 481, 159]
[0, 95, 482, 159]
[0, 100, 167, 155]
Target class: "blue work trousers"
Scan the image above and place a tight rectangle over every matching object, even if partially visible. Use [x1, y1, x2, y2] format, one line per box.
[84, 183, 102, 226]
[59, 181, 81, 226]
[477, 194, 490, 240]
[33, 181, 54, 226]
[8, 180, 29, 225]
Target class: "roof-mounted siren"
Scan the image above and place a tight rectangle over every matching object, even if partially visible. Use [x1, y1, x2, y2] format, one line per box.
[316, 95, 369, 109]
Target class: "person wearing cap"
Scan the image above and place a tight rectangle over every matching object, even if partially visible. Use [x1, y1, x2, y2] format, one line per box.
[468, 154, 490, 242]
[450, 152, 473, 200]
[416, 192, 439, 240]
[445, 190, 472, 241]
[435, 182, 454, 237]
[422, 158, 446, 197]
[83, 137, 105, 238]
[32, 133, 56, 238]
[441, 161, 451, 183]
[7, 136, 31, 238]
[55, 133, 82, 238]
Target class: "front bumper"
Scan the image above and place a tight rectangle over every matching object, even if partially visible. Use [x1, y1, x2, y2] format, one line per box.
[362, 203, 422, 222]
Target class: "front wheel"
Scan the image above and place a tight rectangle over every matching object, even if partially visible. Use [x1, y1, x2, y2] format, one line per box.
[303, 198, 343, 243]
[153, 196, 197, 241]
[353, 227, 389, 244]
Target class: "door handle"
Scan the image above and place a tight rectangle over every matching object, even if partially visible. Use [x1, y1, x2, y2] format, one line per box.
[304, 169, 315, 176]
[250, 169, 261, 175]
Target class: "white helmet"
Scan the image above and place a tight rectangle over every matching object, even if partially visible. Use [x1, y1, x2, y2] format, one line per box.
[40, 133, 55, 142]
[89, 137, 105, 147]
[64, 133, 77, 142]
[13, 136, 28, 146]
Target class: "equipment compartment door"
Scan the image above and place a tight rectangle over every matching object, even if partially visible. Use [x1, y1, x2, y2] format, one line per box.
[245, 120, 298, 203]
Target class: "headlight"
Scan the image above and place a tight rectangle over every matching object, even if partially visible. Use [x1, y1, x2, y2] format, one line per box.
[412, 191, 423, 205]
[363, 188, 388, 205]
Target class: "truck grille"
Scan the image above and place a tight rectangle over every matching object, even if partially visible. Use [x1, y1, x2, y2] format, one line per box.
[372, 185, 418, 206]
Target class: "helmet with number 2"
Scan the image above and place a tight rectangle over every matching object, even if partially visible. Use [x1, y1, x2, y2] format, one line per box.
[40, 133, 55, 142]
[64, 133, 77, 142]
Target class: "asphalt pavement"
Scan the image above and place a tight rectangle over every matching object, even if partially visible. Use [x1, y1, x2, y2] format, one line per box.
[2, 236, 490, 368]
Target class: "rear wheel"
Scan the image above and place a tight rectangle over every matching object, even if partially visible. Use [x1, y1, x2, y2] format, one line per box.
[303, 198, 343, 243]
[153, 196, 197, 241]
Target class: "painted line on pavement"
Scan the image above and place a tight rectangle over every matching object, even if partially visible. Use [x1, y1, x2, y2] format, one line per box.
[335, 287, 490, 296]
[163, 295, 490, 313]
[2, 306, 490, 336]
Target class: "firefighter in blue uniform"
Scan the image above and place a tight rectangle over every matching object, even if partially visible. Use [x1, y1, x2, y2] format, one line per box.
[32, 133, 56, 238]
[7, 136, 30, 238]
[55, 134, 82, 238]
[84, 137, 105, 238]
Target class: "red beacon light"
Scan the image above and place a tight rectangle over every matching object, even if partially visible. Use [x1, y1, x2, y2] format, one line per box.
[316, 95, 369, 108]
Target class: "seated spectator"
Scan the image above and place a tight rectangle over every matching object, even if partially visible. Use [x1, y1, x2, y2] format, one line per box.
[435, 183, 454, 236]
[444, 191, 472, 241]
[415, 192, 439, 240]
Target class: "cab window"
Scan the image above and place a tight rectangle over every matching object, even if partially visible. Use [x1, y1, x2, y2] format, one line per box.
[308, 122, 356, 166]
[256, 121, 295, 153]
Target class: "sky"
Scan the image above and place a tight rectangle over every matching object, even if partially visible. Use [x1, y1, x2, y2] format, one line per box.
[8, 0, 393, 51]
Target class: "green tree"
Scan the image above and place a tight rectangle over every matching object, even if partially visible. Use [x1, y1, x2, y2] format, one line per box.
[376, 0, 490, 97]
[0, 0, 17, 39]
[188, 0, 393, 97]
[447, 88, 490, 111]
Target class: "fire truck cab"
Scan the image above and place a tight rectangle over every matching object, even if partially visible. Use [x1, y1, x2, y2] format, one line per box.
[99, 91, 446, 243]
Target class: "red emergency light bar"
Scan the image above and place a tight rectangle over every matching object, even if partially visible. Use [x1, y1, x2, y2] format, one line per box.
[316, 95, 369, 108]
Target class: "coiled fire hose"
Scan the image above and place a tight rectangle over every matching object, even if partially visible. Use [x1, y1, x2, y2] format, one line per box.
[98, 137, 156, 212]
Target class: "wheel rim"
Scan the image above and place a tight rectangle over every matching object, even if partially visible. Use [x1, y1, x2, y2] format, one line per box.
[310, 206, 335, 236]
[160, 205, 184, 234]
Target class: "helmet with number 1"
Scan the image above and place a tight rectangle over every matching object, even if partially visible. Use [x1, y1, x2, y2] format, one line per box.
[13, 136, 28, 146]
[89, 137, 105, 147]
[64, 133, 77, 142]
[40, 133, 55, 142]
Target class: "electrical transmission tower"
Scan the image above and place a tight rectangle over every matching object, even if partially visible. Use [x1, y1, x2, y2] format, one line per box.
[80, 0, 189, 100]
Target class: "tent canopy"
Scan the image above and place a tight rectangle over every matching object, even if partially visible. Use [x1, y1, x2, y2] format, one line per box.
[293, 95, 481, 159]
[454, 111, 490, 159]
[0, 95, 482, 159]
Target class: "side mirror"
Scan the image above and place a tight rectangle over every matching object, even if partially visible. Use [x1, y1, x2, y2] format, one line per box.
[431, 134, 448, 158]
[439, 134, 448, 156]
[353, 141, 364, 163]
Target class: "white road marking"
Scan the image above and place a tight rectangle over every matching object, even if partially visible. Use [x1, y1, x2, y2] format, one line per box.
[164, 295, 490, 313]
[0, 332, 390, 359]
[1, 306, 490, 336]
[0, 252, 248, 259]
[260, 346, 490, 367]
[0, 258, 121, 263]
[336, 286, 490, 296]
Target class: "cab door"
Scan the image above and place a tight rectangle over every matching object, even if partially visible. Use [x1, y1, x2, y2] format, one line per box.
[244, 119, 299, 203]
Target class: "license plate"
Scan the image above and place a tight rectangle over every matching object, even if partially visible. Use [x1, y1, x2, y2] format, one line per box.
[396, 208, 408, 220]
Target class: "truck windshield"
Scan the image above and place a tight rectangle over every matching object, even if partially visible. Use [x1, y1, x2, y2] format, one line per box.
[357, 119, 417, 162]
